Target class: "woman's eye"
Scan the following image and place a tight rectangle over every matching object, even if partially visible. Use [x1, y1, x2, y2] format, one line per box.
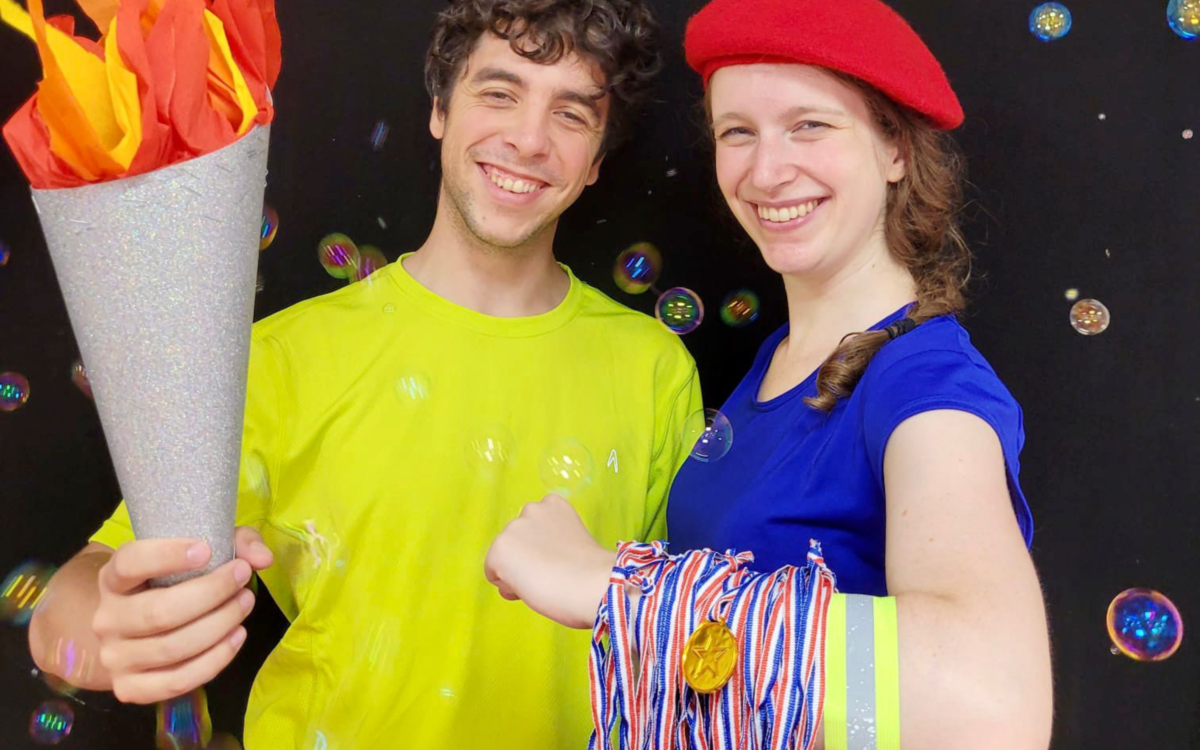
[795, 121, 830, 131]
[717, 127, 752, 140]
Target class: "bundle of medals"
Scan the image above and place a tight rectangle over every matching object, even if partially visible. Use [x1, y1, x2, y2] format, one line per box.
[588, 540, 836, 750]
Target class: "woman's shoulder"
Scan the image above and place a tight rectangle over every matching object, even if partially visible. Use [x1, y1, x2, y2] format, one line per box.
[860, 314, 1017, 408]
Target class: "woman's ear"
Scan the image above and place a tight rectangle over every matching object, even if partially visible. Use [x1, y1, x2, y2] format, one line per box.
[884, 140, 907, 184]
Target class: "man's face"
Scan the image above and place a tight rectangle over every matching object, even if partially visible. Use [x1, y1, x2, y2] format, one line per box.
[430, 34, 610, 251]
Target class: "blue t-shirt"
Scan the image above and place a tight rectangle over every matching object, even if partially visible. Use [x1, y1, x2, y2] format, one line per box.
[667, 305, 1033, 596]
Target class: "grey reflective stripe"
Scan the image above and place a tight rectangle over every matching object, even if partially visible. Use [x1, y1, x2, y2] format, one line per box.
[844, 594, 877, 750]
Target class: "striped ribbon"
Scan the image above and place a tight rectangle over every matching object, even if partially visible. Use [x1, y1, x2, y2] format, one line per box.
[588, 540, 837, 750]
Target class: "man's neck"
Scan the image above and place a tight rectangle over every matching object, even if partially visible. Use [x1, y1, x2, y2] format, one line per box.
[405, 201, 570, 318]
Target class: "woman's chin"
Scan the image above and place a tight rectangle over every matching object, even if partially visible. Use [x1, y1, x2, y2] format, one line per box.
[756, 242, 824, 277]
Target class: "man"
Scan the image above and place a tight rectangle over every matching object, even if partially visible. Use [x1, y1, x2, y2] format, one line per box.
[28, 1, 701, 747]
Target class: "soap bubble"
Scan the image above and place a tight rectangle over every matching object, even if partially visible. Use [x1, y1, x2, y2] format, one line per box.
[539, 439, 594, 498]
[1070, 299, 1110, 335]
[1106, 588, 1183, 661]
[613, 243, 662, 294]
[318, 234, 361, 280]
[682, 409, 733, 463]
[1030, 2, 1072, 41]
[656, 288, 704, 335]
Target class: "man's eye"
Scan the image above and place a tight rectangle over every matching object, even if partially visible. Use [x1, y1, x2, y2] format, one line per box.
[484, 91, 515, 103]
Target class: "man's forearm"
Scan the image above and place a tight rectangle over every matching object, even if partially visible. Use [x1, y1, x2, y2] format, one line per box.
[28, 544, 115, 691]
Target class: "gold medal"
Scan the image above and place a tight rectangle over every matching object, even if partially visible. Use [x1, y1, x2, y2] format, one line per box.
[681, 620, 738, 694]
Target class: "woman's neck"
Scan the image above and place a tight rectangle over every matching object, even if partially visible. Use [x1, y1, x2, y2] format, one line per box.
[782, 241, 916, 354]
[759, 241, 915, 401]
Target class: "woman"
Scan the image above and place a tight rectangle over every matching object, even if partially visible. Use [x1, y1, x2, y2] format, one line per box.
[485, 0, 1053, 747]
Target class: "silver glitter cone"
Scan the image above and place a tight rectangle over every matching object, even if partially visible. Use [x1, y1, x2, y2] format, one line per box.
[32, 126, 270, 585]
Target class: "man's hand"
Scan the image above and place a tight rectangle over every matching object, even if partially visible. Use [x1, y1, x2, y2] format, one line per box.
[93, 526, 273, 704]
[484, 495, 615, 629]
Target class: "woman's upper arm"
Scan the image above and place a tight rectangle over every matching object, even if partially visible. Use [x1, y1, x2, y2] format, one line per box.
[882, 409, 1031, 598]
[881, 409, 1052, 750]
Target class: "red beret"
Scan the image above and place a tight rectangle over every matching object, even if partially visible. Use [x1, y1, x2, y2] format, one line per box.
[684, 0, 964, 130]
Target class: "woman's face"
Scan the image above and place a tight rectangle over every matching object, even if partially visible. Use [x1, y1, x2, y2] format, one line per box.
[709, 64, 906, 280]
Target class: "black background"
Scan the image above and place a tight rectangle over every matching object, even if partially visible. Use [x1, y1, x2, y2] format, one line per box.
[1, 0, 1198, 747]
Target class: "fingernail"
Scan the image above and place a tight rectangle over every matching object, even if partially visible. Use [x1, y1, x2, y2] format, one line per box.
[186, 542, 209, 566]
[251, 541, 272, 559]
[238, 589, 255, 612]
[229, 628, 247, 648]
[233, 560, 252, 585]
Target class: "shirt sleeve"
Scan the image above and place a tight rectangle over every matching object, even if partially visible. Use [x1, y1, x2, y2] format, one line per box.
[860, 347, 1034, 547]
[88, 330, 289, 549]
[642, 355, 703, 543]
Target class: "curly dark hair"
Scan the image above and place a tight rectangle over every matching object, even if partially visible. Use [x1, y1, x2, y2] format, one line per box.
[425, 0, 661, 155]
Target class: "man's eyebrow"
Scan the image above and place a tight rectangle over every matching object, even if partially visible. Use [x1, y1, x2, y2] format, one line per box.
[469, 66, 526, 88]
[555, 87, 605, 122]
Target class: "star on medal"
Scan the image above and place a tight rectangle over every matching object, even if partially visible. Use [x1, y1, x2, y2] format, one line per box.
[681, 620, 738, 693]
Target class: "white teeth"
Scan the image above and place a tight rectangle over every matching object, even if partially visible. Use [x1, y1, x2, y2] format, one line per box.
[487, 168, 540, 194]
[758, 199, 821, 222]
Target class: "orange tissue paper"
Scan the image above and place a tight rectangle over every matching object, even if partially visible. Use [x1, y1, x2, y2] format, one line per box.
[0, 0, 281, 188]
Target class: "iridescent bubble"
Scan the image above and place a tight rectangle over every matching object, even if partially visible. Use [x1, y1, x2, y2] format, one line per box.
[156, 688, 213, 750]
[656, 288, 704, 335]
[613, 242, 662, 294]
[720, 289, 760, 327]
[0, 240, 10, 266]
[1, 561, 56, 625]
[1106, 588, 1184, 661]
[465, 425, 517, 481]
[394, 372, 432, 406]
[1063, 288, 1080, 301]
[28, 700, 73, 745]
[352, 245, 389, 283]
[1070, 298, 1110, 335]
[318, 234, 361, 280]
[370, 120, 390, 152]
[682, 409, 734, 463]
[1167, 0, 1200, 39]
[539, 439, 594, 498]
[260, 206, 279, 251]
[71, 360, 93, 399]
[37, 637, 94, 692]
[1029, 2, 1072, 41]
[0, 371, 31, 412]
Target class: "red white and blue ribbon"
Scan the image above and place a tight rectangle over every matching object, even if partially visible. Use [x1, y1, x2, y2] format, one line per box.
[588, 540, 836, 750]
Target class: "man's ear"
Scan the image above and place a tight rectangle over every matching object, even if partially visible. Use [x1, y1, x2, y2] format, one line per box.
[585, 153, 605, 187]
[430, 98, 446, 140]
